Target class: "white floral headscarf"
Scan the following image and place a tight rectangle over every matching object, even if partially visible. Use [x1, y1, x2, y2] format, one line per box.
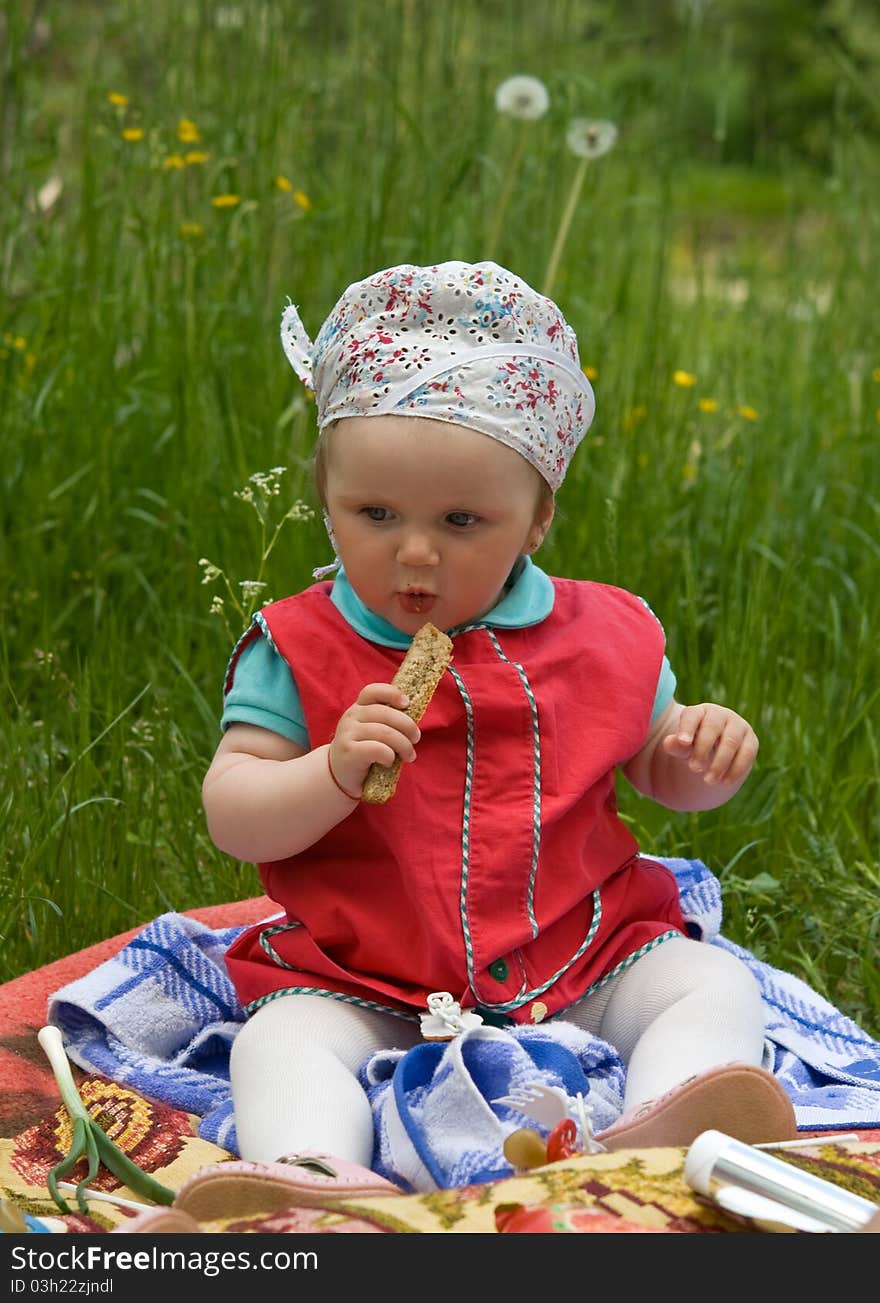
[281, 260, 595, 493]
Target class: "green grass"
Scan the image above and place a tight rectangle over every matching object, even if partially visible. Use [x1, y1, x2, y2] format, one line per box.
[2, 1, 878, 1036]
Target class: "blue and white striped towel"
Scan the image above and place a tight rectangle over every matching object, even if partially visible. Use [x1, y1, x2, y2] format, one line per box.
[46, 859, 880, 1188]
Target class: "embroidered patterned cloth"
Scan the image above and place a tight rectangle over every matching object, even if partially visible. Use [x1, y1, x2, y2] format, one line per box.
[44, 859, 880, 1186]
[2, 1088, 879, 1234]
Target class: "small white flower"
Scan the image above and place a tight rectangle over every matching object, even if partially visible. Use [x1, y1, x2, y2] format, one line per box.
[286, 500, 315, 523]
[239, 580, 267, 602]
[495, 75, 550, 122]
[209, 595, 225, 615]
[199, 559, 222, 584]
[566, 118, 618, 159]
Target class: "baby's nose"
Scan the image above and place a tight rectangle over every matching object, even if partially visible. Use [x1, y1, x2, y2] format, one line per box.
[396, 530, 440, 566]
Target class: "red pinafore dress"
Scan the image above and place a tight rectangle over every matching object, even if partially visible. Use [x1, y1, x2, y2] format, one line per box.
[223, 577, 687, 1023]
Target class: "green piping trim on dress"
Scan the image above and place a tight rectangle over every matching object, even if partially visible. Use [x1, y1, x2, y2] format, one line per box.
[252, 608, 278, 655]
[476, 887, 604, 1013]
[448, 664, 477, 991]
[485, 628, 542, 938]
[553, 929, 684, 1014]
[222, 616, 259, 691]
[259, 920, 302, 969]
[244, 986, 420, 1020]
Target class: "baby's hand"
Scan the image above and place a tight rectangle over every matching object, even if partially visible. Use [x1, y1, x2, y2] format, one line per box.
[661, 703, 758, 788]
[329, 683, 422, 799]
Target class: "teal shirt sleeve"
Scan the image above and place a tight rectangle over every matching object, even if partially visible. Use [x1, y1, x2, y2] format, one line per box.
[639, 596, 676, 724]
[652, 655, 676, 723]
[221, 635, 310, 749]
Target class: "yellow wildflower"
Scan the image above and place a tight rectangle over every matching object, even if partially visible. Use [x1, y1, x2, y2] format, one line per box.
[637, 451, 649, 469]
[293, 189, 312, 212]
[622, 404, 646, 431]
[211, 194, 241, 209]
[162, 154, 186, 169]
[178, 118, 201, 143]
[583, 365, 598, 382]
[179, 222, 204, 239]
[275, 175, 293, 192]
[185, 151, 209, 165]
[673, 370, 696, 387]
[698, 398, 719, 412]
[107, 92, 129, 107]
[737, 405, 759, 421]
[872, 368, 880, 383]
[122, 128, 145, 142]
[681, 462, 698, 483]
[3, 334, 26, 350]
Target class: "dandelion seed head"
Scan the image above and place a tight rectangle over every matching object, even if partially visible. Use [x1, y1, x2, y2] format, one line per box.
[495, 75, 550, 122]
[566, 118, 618, 160]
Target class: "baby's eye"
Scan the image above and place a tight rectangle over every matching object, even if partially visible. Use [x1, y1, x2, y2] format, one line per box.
[446, 511, 479, 529]
[359, 506, 392, 523]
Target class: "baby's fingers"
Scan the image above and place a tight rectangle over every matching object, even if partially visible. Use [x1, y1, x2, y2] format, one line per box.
[705, 728, 758, 786]
[661, 705, 707, 758]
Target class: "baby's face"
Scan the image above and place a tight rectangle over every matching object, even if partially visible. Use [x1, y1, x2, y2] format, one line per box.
[323, 416, 554, 634]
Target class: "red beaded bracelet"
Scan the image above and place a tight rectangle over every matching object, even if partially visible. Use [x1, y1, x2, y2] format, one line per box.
[327, 748, 360, 801]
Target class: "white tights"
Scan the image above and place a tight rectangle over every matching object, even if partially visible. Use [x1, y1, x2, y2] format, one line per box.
[230, 937, 766, 1163]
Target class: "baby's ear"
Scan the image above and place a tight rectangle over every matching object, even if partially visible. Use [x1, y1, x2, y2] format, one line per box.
[533, 495, 556, 547]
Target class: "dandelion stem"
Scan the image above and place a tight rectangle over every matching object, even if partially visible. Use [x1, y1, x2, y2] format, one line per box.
[486, 132, 527, 261]
[542, 155, 589, 298]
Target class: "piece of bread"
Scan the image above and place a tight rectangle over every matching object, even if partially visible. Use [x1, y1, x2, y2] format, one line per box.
[361, 622, 454, 804]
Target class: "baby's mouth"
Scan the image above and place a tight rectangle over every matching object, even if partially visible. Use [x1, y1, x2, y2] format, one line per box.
[398, 590, 436, 615]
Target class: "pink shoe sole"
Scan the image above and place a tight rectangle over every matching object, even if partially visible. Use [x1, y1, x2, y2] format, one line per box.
[597, 1063, 798, 1151]
[172, 1152, 401, 1221]
[111, 1207, 202, 1233]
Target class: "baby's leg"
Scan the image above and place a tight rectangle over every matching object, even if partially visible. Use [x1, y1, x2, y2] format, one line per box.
[595, 937, 766, 1109]
[564, 937, 794, 1145]
[230, 993, 421, 1165]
